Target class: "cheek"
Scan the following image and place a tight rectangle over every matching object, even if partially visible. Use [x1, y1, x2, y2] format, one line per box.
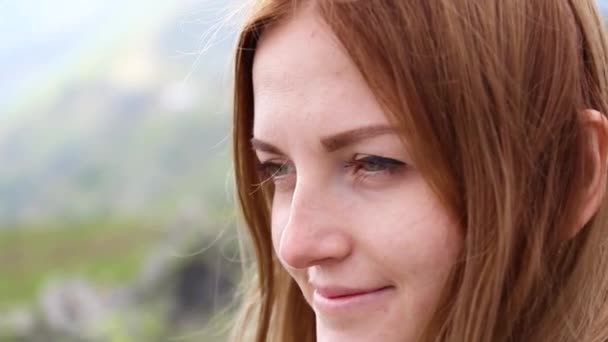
[270, 198, 290, 260]
[366, 181, 462, 280]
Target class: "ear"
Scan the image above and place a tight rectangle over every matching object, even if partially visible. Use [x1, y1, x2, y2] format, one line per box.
[566, 109, 608, 240]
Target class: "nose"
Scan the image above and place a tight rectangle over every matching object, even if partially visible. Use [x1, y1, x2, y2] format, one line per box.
[277, 182, 352, 269]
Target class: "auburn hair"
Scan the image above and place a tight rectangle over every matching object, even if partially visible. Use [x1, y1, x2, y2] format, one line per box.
[231, 1, 608, 341]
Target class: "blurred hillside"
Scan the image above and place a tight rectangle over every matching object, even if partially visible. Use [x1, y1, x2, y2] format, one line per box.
[0, 0, 242, 227]
[0, 1, 245, 340]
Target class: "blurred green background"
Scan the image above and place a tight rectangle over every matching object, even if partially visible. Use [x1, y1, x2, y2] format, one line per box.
[0, 0, 241, 341]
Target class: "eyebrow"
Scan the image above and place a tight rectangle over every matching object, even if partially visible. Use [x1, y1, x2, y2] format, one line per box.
[251, 124, 397, 154]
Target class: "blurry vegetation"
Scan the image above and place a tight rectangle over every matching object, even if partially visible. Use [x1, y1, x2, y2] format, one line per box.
[0, 218, 162, 311]
[0, 0, 242, 340]
[0, 213, 240, 341]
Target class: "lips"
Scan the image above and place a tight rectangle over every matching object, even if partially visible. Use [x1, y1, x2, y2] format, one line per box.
[311, 285, 395, 314]
[315, 286, 392, 299]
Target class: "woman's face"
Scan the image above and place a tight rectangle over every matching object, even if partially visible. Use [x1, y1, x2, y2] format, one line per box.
[251, 9, 462, 342]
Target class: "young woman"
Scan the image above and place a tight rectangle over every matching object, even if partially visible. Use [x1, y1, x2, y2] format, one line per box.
[231, 1, 608, 341]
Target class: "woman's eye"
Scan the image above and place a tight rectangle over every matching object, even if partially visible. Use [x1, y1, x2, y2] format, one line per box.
[348, 154, 406, 176]
[256, 161, 295, 181]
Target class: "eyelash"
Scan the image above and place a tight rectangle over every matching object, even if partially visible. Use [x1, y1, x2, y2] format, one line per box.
[255, 154, 406, 187]
[346, 154, 406, 182]
[255, 160, 295, 185]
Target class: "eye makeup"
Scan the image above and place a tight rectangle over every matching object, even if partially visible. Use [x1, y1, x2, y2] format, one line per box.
[345, 154, 407, 184]
[255, 153, 407, 190]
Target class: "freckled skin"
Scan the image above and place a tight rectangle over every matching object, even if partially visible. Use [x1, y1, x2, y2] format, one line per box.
[252, 9, 462, 342]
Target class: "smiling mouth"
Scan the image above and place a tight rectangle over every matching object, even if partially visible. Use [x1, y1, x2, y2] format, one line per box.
[312, 285, 395, 313]
[317, 285, 393, 298]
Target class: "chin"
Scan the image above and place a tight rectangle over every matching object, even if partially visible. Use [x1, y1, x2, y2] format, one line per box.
[314, 310, 419, 342]
[315, 325, 412, 342]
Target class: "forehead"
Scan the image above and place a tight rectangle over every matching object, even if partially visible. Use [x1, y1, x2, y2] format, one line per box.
[252, 10, 349, 93]
[252, 10, 390, 142]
